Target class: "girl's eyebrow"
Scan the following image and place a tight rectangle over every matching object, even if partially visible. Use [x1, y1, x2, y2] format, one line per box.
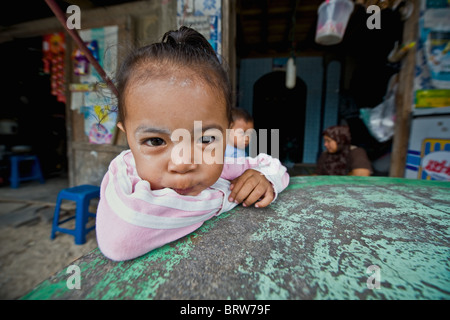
[135, 124, 224, 136]
[202, 124, 224, 132]
[135, 125, 172, 136]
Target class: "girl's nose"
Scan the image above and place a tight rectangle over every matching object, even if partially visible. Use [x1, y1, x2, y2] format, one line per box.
[168, 144, 198, 174]
[168, 160, 197, 174]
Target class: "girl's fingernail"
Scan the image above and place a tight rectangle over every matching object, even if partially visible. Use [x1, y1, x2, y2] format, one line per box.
[243, 203, 247, 207]
[255, 204, 259, 208]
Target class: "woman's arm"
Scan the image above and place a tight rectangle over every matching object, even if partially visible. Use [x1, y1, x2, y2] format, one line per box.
[349, 148, 372, 176]
[348, 168, 371, 176]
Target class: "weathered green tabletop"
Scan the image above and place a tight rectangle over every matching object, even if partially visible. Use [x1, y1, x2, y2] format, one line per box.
[23, 176, 450, 300]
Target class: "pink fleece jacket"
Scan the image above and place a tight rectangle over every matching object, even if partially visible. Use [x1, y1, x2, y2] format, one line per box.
[96, 150, 289, 261]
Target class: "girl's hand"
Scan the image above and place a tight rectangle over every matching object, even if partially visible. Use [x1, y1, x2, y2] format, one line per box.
[228, 169, 275, 208]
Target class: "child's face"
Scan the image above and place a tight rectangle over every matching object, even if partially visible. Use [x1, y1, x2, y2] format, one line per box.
[119, 77, 229, 196]
[228, 119, 254, 149]
[323, 135, 338, 153]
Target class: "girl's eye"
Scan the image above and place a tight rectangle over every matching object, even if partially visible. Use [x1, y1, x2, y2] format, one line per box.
[144, 137, 166, 147]
[199, 136, 216, 144]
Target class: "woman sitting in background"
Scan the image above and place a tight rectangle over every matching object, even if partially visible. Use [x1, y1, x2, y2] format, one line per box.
[316, 125, 372, 176]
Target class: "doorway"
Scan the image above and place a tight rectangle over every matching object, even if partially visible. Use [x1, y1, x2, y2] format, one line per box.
[252, 71, 307, 164]
[0, 36, 67, 185]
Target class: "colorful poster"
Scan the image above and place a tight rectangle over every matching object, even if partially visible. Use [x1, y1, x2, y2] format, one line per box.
[78, 26, 118, 83]
[415, 0, 450, 90]
[43, 32, 66, 103]
[81, 89, 117, 144]
[177, 0, 222, 54]
[70, 26, 119, 144]
[419, 138, 450, 180]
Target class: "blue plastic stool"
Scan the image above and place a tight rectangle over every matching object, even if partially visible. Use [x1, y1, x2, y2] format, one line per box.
[10, 154, 45, 188]
[50, 185, 100, 245]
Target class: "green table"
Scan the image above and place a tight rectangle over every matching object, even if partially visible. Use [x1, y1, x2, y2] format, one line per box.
[23, 176, 450, 300]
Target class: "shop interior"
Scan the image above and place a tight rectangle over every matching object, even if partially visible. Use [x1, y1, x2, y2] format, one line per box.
[0, 0, 420, 186]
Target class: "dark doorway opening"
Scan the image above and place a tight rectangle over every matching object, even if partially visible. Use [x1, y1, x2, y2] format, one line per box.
[252, 71, 307, 164]
[0, 36, 67, 185]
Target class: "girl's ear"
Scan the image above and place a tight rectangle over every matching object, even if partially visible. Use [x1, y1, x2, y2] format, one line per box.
[117, 122, 125, 133]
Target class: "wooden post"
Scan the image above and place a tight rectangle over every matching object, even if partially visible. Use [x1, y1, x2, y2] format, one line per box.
[389, 0, 420, 177]
[222, 0, 237, 105]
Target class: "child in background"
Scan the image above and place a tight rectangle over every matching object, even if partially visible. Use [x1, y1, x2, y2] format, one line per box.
[225, 108, 254, 159]
[96, 27, 289, 261]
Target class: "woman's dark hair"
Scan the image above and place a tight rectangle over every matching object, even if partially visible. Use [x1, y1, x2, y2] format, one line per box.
[323, 125, 351, 151]
[116, 26, 232, 126]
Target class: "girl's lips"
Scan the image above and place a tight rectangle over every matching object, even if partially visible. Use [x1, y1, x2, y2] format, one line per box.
[172, 186, 195, 195]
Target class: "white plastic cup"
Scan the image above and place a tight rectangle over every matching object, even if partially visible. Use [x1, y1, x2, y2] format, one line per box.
[315, 0, 355, 45]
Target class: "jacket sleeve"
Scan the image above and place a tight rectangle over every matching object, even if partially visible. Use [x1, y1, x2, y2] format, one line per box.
[220, 153, 290, 200]
[96, 172, 209, 261]
[96, 152, 231, 262]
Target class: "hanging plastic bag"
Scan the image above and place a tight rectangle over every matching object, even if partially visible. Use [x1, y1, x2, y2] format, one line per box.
[360, 75, 397, 142]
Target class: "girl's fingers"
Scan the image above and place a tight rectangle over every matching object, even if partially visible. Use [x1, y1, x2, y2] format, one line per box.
[241, 183, 267, 207]
[227, 170, 274, 208]
[232, 178, 257, 204]
[254, 188, 274, 208]
[228, 175, 251, 202]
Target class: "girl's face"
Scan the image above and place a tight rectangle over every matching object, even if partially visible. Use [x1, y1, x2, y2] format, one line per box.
[323, 135, 338, 154]
[119, 77, 229, 196]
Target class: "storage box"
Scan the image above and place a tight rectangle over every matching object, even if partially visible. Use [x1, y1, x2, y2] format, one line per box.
[405, 115, 450, 181]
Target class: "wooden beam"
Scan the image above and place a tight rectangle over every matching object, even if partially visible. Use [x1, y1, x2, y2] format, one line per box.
[260, 0, 269, 53]
[222, 0, 237, 104]
[389, 0, 420, 177]
[0, 0, 154, 43]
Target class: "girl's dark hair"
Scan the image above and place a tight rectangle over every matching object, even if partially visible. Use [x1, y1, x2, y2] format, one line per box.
[116, 26, 232, 125]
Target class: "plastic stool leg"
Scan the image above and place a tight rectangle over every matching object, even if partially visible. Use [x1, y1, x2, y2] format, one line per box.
[10, 157, 19, 188]
[50, 195, 62, 240]
[33, 158, 45, 184]
[74, 198, 87, 245]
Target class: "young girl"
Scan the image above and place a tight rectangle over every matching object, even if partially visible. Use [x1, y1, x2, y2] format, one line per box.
[96, 27, 289, 261]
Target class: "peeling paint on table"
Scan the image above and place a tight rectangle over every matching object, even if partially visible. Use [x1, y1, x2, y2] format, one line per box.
[22, 176, 450, 300]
